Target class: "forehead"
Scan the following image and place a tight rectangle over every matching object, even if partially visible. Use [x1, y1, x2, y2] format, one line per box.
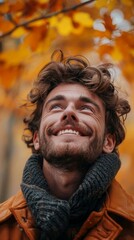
[45, 83, 105, 109]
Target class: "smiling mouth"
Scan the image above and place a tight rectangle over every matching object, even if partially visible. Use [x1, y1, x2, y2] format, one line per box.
[52, 125, 93, 137]
[57, 129, 79, 136]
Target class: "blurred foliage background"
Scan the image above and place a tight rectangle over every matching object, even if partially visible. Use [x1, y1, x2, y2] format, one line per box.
[0, 0, 134, 202]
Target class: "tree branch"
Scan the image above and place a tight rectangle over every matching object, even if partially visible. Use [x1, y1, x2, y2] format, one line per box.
[0, 0, 95, 39]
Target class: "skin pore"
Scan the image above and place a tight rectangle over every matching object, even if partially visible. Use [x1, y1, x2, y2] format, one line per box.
[33, 83, 115, 200]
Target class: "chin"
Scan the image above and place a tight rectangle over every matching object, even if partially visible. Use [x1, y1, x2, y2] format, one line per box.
[54, 142, 85, 155]
[40, 135, 103, 168]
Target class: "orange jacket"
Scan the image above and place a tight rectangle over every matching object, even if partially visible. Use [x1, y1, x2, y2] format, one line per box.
[0, 180, 134, 240]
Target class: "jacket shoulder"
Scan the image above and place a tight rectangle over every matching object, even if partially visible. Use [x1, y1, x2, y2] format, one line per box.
[0, 191, 26, 222]
[105, 179, 134, 221]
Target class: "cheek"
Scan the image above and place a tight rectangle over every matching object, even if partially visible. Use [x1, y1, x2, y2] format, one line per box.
[39, 121, 48, 136]
[39, 116, 48, 135]
[83, 115, 105, 132]
[93, 113, 105, 127]
[39, 114, 58, 135]
[96, 120, 105, 134]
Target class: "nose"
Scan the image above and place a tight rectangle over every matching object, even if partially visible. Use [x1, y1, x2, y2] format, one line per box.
[61, 104, 79, 122]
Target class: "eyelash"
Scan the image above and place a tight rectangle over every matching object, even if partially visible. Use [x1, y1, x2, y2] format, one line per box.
[50, 104, 63, 110]
[49, 104, 95, 113]
[80, 105, 94, 112]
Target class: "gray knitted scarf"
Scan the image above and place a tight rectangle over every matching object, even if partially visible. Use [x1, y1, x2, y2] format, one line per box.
[21, 153, 121, 240]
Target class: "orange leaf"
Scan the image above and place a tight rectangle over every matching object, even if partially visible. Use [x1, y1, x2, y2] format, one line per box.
[0, 2, 9, 14]
[122, 62, 134, 83]
[121, 0, 133, 6]
[48, 0, 64, 12]
[119, 32, 134, 48]
[0, 63, 23, 90]
[0, 17, 14, 34]
[93, 29, 112, 39]
[115, 32, 134, 61]
[9, 1, 25, 12]
[23, 26, 47, 51]
[0, 87, 6, 107]
[103, 14, 116, 32]
[98, 44, 113, 57]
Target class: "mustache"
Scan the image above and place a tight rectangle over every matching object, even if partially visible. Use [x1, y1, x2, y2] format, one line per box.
[47, 119, 93, 137]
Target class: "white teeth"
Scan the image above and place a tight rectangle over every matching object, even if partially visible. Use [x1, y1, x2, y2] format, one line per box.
[58, 129, 79, 136]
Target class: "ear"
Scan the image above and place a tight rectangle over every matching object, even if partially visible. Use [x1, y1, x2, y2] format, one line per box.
[33, 131, 40, 150]
[103, 134, 116, 153]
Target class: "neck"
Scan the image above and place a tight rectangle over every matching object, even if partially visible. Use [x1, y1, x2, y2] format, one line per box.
[43, 160, 86, 200]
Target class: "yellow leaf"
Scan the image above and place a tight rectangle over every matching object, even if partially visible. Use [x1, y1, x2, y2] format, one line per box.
[122, 62, 134, 83]
[39, 0, 49, 3]
[49, 16, 59, 27]
[111, 47, 123, 61]
[130, 49, 134, 57]
[73, 12, 93, 27]
[121, 0, 133, 6]
[57, 16, 73, 36]
[95, 0, 116, 10]
[95, 0, 108, 8]
[72, 25, 84, 35]
[0, 46, 31, 65]
[11, 27, 28, 38]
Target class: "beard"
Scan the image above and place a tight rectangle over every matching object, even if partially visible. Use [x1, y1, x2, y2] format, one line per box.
[38, 132, 105, 172]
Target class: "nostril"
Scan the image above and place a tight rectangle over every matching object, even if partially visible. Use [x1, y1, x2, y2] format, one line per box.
[63, 114, 67, 120]
[71, 115, 76, 120]
[61, 107, 78, 122]
[62, 114, 77, 121]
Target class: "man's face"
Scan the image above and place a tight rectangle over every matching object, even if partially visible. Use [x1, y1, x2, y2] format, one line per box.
[34, 83, 114, 170]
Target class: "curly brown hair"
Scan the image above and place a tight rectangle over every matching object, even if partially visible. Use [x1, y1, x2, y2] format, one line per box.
[22, 50, 131, 153]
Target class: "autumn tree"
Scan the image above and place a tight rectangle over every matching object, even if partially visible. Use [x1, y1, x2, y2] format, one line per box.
[0, 0, 134, 110]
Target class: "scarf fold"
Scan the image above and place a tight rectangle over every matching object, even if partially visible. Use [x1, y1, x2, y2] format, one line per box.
[21, 153, 121, 240]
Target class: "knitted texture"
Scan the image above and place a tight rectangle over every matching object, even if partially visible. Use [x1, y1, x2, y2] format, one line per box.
[21, 153, 121, 240]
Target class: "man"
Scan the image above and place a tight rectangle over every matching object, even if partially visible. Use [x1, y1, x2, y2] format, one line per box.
[0, 50, 134, 240]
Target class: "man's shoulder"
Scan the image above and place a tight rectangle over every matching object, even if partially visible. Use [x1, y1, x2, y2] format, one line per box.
[105, 179, 134, 221]
[0, 191, 27, 222]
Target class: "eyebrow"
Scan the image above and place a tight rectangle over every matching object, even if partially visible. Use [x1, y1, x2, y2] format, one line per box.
[79, 96, 100, 111]
[44, 95, 65, 108]
[45, 94, 100, 111]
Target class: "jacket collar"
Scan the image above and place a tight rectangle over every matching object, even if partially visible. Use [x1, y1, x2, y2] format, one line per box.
[105, 179, 134, 221]
[74, 180, 134, 240]
[0, 180, 134, 239]
[0, 191, 39, 240]
[0, 191, 26, 222]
